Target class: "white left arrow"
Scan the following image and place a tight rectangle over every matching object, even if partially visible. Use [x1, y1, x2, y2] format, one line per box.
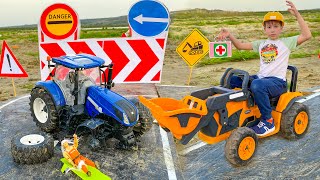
[133, 14, 169, 24]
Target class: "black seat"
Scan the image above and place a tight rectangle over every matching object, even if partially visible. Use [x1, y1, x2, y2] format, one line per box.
[220, 65, 298, 108]
[269, 65, 298, 107]
[270, 96, 281, 107]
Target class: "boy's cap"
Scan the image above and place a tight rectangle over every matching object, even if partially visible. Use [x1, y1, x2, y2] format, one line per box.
[263, 12, 284, 26]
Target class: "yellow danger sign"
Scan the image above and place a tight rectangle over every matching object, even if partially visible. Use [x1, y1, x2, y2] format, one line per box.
[46, 9, 74, 36]
[176, 29, 209, 67]
[40, 4, 79, 40]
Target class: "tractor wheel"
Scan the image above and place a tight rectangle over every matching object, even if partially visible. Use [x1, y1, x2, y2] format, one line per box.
[225, 127, 258, 166]
[281, 102, 310, 139]
[130, 98, 153, 137]
[11, 133, 54, 164]
[30, 87, 59, 132]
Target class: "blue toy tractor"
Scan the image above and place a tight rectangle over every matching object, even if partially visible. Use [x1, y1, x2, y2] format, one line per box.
[29, 54, 153, 149]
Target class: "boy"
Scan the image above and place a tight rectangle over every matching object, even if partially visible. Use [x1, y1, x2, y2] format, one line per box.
[217, 0, 311, 136]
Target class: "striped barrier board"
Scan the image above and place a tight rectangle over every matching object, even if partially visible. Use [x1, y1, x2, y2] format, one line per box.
[39, 37, 166, 83]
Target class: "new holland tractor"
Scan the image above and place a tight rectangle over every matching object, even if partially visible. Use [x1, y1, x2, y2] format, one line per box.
[139, 65, 310, 166]
[29, 54, 153, 150]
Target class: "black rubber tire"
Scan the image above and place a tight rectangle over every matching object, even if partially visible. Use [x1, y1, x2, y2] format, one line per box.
[11, 133, 54, 164]
[30, 87, 59, 132]
[281, 102, 310, 140]
[225, 127, 258, 166]
[130, 98, 153, 137]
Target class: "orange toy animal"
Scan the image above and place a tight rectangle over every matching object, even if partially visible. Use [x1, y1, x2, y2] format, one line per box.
[61, 134, 96, 176]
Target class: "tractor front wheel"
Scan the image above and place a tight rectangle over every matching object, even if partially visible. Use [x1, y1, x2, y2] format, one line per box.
[130, 98, 153, 137]
[225, 127, 258, 166]
[30, 87, 59, 132]
[281, 102, 310, 139]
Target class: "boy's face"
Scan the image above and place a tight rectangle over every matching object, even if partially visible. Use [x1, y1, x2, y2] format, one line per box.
[264, 21, 283, 40]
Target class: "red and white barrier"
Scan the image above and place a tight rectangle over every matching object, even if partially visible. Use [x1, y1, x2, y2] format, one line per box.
[39, 37, 166, 83]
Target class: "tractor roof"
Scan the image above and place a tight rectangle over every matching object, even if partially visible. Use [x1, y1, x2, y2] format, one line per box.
[52, 54, 105, 69]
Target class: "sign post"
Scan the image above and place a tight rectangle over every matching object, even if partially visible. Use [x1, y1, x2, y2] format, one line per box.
[176, 29, 209, 85]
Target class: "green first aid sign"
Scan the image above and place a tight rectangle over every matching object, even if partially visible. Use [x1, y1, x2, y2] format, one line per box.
[209, 41, 232, 58]
[214, 43, 227, 57]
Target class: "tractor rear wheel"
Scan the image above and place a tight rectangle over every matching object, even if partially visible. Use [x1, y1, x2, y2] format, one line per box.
[130, 98, 153, 137]
[281, 102, 310, 139]
[225, 127, 258, 166]
[30, 87, 59, 132]
[11, 133, 54, 164]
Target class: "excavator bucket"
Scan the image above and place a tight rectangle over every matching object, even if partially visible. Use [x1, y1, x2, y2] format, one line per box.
[138, 95, 208, 139]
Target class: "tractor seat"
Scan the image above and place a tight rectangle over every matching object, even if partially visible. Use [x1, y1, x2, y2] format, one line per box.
[270, 96, 281, 108]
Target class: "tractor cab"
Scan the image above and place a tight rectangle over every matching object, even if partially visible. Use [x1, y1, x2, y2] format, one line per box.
[49, 54, 113, 105]
[31, 54, 153, 149]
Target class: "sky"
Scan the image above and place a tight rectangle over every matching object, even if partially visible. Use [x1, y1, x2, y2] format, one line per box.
[0, 0, 318, 27]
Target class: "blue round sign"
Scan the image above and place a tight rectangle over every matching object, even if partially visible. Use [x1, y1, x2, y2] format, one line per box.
[128, 0, 170, 37]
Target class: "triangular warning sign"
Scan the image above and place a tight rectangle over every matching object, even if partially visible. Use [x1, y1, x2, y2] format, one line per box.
[0, 41, 28, 77]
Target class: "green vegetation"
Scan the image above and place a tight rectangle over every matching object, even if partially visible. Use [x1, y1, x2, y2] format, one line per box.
[80, 28, 127, 39]
[26, 52, 38, 57]
[19, 83, 35, 91]
[198, 50, 259, 66]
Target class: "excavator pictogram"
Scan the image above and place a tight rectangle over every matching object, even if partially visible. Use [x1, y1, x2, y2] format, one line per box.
[182, 41, 203, 55]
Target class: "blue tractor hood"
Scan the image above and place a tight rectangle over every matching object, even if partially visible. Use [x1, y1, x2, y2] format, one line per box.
[85, 86, 138, 126]
[52, 54, 105, 69]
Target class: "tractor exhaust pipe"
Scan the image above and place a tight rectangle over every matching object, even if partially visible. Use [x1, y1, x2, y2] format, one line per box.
[107, 64, 114, 90]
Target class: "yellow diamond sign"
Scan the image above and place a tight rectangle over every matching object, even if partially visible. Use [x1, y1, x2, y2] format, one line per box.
[176, 29, 209, 67]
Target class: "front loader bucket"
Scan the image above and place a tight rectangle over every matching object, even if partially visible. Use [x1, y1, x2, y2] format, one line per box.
[138, 95, 208, 139]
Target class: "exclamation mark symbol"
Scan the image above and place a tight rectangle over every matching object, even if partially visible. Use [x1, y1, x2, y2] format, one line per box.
[7, 54, 12, 71]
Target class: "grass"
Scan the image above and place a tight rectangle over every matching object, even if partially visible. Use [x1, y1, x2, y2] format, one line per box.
[80, 28, 127, 39]
[312, 31, 320, 37]
[290, 51, 316, 58]
[198, 50, 259, 66]
[26, 34, 38, 42]
[26, 52, 38, 57]
[19, 83, 35, 91]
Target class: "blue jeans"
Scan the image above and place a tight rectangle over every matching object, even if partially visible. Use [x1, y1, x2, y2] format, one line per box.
[230, 75, 287, 120]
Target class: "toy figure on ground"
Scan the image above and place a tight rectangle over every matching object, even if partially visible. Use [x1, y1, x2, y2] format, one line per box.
[217, 0, 312, 136]
[62, 134, 96, 176]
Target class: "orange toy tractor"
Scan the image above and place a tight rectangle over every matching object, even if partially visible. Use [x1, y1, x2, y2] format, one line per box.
[139, 65, 310, 166]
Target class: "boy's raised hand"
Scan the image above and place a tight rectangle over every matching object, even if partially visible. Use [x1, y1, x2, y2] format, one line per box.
[286, 0, 299, 17]
[217, 28, 230, 41]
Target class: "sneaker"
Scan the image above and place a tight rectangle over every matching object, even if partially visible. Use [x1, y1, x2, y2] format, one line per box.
[251, 118, 275, 136]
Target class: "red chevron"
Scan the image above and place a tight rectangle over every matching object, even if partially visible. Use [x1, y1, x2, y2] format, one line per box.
[40, 43, 66, 58]
[99, 40, 129, 79]
[156, 39, 165, 49]
[68, 42, 95, 55]
[152, 71, 161, 81]
[41, 60, 45, 69]
[125, 40, 159, 81]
